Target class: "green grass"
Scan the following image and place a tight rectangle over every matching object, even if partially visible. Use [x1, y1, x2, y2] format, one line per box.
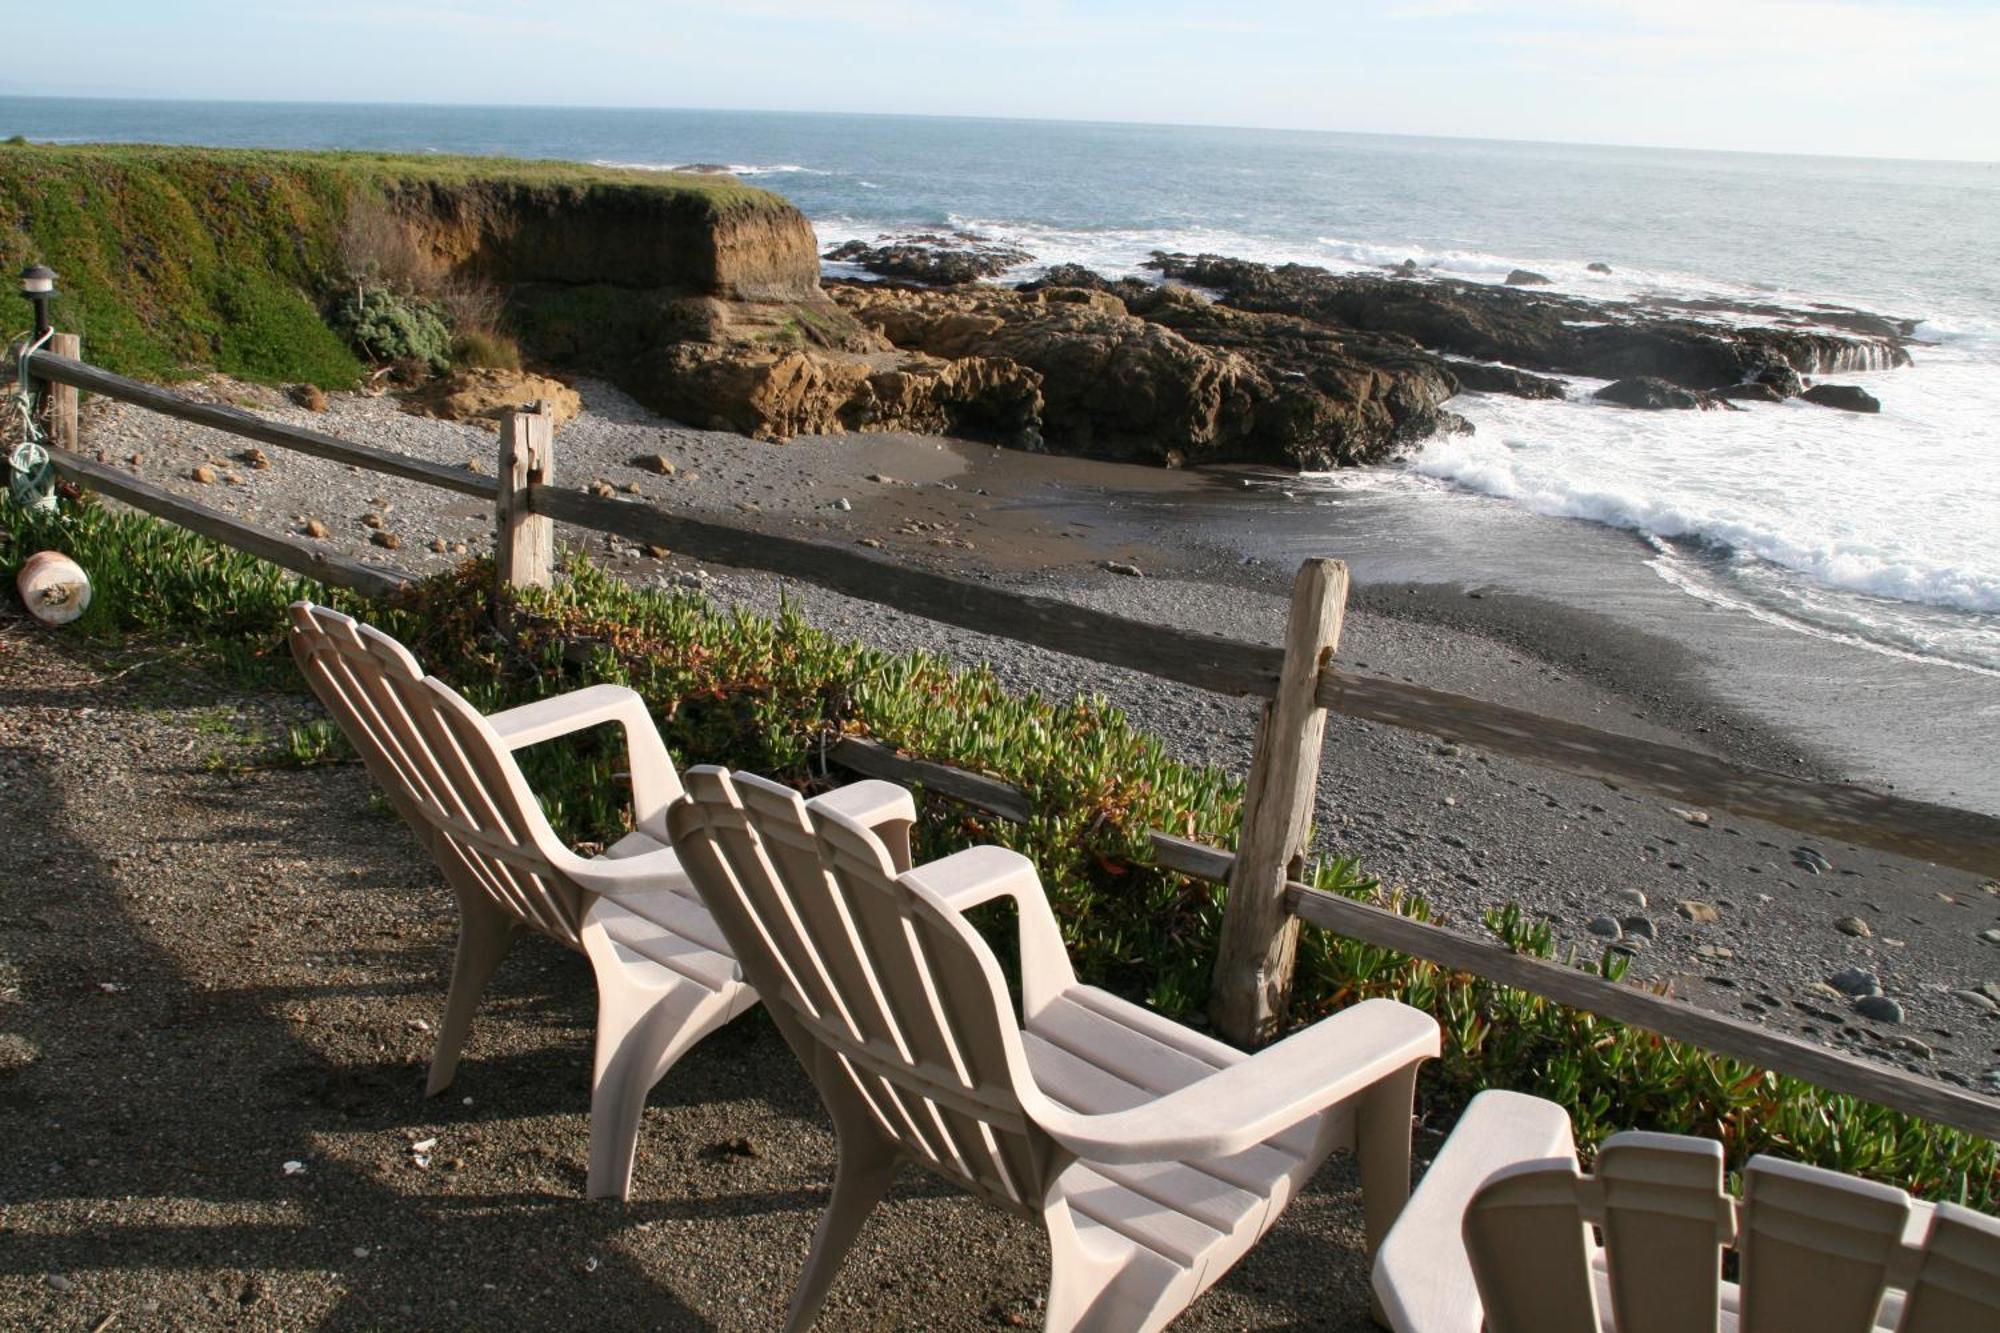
[0, 143, 784, 386]
[4, 493, 1994, 1211]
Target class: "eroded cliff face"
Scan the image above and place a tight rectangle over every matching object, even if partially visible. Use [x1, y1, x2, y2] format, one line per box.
[373, 178, 826, 300]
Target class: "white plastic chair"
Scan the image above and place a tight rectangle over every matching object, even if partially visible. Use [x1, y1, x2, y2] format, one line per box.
[286, 603, 914, 1200]
[1373, 1089, 2000, 1333]
[668, 765, 1441, 1332]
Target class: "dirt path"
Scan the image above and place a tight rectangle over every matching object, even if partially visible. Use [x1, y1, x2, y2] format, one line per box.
[0, 624, 1380, 1331]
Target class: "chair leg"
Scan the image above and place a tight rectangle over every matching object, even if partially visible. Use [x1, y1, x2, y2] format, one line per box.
[425, 898, 517, 1096]
[1356, 1060, 1421, 1329]
[1042, 1199, 1148, 1333]
[783, 1128, 899, 1333]
[586, 995, 695, 1202]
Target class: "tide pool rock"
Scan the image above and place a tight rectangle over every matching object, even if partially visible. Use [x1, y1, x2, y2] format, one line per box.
[1853, 994, 1904, 1024]
[1802, 383, 1881, 413]
[1595, 377, 1713, 410]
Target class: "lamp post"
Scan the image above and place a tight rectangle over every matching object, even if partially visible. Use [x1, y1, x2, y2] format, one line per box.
[20, 264, 56, 340]
[11, 265, 58, 492]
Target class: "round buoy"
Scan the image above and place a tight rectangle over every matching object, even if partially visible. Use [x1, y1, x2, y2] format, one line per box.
[16, 551, 92, 626]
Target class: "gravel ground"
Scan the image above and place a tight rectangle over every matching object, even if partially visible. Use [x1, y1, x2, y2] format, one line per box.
[0, 625, 1384, 1331]
[72, 377, 2000, 1090]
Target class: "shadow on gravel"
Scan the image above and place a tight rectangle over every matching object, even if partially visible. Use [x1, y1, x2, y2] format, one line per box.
[0, 635, 1384, 1330]
[0, 735, 713, 1329]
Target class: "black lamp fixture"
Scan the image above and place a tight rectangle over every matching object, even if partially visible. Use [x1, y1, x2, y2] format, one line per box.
[19, 264, 56, 337]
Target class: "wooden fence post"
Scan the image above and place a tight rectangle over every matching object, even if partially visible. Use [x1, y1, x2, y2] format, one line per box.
[48, 332, 79, 452]
[1209, 558, 1349, 1046]
[495, 401, 554, 599]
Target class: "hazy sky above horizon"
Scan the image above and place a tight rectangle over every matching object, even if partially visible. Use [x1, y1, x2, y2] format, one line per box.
[7, 1, 1996, 162]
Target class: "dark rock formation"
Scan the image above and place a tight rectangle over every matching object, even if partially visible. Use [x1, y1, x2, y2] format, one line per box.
[1587, 261, 1614, 274]
[1505, 269, 1553, 286]
[1717, 381, 1785, 404]
[824, 234, 1033, 286]
[1802, 383, 1882, 413]
[1443, 359, 1567, 399]
[1594, 377, 1716, 410]
[831, 280, 1459, 468]
[1752, 363, 1806, 397]
[1147, 253, 1910, 393]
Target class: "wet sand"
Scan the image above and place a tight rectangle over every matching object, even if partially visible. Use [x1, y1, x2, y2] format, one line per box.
[77, 377, 2000, 1094]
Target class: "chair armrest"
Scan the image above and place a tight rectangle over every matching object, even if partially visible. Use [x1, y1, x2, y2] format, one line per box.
[1371, 1089, 1576, 1333]
[1028, 999, 1439, 1165]
[807, 781, 917, 872]
[487, 684, 682, 837]
[902, 846, 1076, 1010]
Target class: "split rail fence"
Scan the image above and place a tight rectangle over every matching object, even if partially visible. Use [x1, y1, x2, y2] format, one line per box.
[14, 340, 2000, 1141]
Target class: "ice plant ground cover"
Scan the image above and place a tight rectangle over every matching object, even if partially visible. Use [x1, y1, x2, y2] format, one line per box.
[4, 495, 1993, 1210]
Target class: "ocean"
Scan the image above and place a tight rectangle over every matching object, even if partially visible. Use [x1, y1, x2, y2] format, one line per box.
[6, 96, 1998, 686]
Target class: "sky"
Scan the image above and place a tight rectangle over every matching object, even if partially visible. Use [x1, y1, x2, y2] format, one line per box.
[4, 1, 1997, 161]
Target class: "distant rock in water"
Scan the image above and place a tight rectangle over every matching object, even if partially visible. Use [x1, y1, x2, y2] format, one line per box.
[1717, 381, 1785, 404]
[1445, 359, 1567, 400]
[1594, 377, 1715, 410]
[825, 233, 1032, 286]
[1802, 383, 1882, 413]
[1587, 261, 1614, 274]
[1505, 269, 1553, 286]
[1146, 252, 1911, 395]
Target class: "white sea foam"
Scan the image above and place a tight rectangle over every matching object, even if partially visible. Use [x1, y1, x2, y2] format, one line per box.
[1417, 348, 2000, 668]
[803, 210, 1999, 670]
[593, 159, 831, 177]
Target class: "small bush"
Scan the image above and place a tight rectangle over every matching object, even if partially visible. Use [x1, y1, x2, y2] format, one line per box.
[331, 288, 451, 370]
[4, 496, 1994, 1212]
[452, 328, 522, 371]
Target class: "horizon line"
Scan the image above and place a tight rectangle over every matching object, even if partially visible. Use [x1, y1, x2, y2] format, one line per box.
[2, 89, 1995, 169]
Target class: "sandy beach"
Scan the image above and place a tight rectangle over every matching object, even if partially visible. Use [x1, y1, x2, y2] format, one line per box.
[67, 375, 2000, 1096]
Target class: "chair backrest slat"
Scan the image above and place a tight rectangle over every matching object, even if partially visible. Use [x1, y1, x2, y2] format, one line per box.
[1464, 1157, 1601, 1333]
[1900, 1203, 2000, 1332]
[1461, 1131, 1999, 1333]
[670, 767, 1047, 1215]
[1739, 1157, 1908, 1333]
[288, 604, 585, 947]
[1595, 1133, 1733, 1333]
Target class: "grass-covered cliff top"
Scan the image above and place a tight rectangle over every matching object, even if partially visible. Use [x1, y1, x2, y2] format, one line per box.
[0, 142, 792, 386]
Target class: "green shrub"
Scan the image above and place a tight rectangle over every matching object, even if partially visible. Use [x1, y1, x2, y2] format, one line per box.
[452, 328, 523, 371]
[332, 288, 452, 370]
[4, 494, 1994, 1211]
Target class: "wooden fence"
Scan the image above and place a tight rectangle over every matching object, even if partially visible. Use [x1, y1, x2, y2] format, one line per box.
[13, 341, 2000, 1140]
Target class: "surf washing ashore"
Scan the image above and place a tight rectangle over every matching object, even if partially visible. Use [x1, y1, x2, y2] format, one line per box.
[4, 103, 1997, 1090]
[5, 95, 1993, 813]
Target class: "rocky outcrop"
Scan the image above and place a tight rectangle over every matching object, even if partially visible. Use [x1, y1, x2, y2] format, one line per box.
[400, 368, 584, 430]
[1717, 381, 1785, 404]
[1802, 383, 1882, 413]
[831, 281, 1460, 468]
[1147, 253, 1911, 393]
[1594, 377, 1717, 410]
[1505, 269, 1552, 287]
[638, 341, 1042, 442]
[824, 234, 1032, 286]
[1443, 359, 1567, 400]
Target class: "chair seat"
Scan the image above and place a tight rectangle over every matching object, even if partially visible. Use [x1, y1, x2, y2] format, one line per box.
[588, 832, 743, 995]
[1025, 987, 1338, 1281]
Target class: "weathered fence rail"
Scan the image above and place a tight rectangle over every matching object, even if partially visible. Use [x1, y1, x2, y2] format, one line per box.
[831, 735, 2000, 1140]
[14, 336, 2000, 1141]
[44, 446, 411, 600]
[29, 352, 497, 500]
